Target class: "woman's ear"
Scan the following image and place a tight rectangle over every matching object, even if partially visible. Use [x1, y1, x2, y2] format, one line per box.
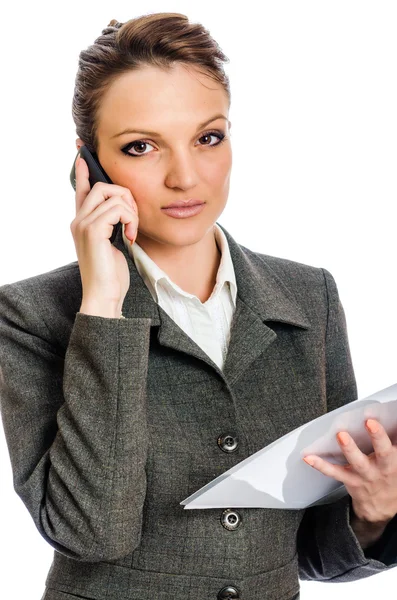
[75, 137, 84, 150]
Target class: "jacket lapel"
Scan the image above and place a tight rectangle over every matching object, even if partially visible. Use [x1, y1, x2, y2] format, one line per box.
[217, 224, 311, 383]
[111, 222, 310, 382]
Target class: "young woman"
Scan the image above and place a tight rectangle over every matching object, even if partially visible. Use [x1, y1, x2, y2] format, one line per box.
[1, 13, 397, 600]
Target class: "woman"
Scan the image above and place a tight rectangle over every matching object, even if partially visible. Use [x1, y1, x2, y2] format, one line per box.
[1, 13, 397, 600]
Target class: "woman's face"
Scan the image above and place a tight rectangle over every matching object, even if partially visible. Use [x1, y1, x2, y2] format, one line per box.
[88, 63, 232, 249]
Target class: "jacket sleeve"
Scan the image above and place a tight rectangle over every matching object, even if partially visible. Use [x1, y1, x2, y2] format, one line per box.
[0, 282, 151, 563]
[296, 268, 397, 582]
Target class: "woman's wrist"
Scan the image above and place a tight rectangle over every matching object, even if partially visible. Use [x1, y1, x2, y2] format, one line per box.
[79, 300, 122, 319]
[350, 510, 392, 549]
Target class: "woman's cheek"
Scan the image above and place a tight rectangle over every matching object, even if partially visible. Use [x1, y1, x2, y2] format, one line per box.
[206, 155, 231, 185]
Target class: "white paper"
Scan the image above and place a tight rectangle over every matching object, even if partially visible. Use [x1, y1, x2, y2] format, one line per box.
[180, 382, 397, 509]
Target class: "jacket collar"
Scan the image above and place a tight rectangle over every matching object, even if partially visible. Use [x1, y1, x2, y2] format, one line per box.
[112, 221, 310, 382]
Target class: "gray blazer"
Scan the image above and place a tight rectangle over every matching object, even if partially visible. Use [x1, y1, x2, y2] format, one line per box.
[1, 222, 396, 600]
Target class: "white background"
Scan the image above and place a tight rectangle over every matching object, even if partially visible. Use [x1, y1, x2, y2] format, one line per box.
[0, 1, 396, 598]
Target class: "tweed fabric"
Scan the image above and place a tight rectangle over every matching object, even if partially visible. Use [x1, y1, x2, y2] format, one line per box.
[0, 222, 396, 600]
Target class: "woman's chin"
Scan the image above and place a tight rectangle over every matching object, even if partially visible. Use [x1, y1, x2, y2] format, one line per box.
[136, 219, 216, 249]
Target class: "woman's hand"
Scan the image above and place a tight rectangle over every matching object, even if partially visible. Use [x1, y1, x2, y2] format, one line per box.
[303, 419, 397, 525]
[70, 152, 139, 317]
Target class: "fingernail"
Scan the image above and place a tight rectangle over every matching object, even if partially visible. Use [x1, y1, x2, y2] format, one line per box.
[338, 432, 349, 446]
[304, 456, 315, 466]
[366, 419, 379, 434]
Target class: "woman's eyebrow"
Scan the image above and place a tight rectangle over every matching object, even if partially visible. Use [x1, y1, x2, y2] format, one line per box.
[110, 114, 228, 139]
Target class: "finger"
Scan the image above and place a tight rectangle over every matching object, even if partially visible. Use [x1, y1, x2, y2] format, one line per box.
[75, 161, 138, 218]
[303, 454, 354, 485]
[365, 419, 395, 470]
[75, 154, 91, 215]
[336, 431, 372, 478]
[83, 202, 138, 242]
[77, 194, 137, 232]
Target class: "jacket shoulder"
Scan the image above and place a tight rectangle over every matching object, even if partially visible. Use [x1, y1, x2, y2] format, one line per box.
[239, 244, 340, 315]
[249, 246, 320, 274]
[0, 260, 81, 305]
[0, 262, 82, 351]
[244, 245, 330, 286]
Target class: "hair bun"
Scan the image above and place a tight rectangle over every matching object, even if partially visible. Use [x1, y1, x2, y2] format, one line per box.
[101, 19, 123, 36]
[107, 19, 121, 27]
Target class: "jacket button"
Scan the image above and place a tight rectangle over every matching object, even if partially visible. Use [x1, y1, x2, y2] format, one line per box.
[217, 586, 240, 599]
[221, 508, 241, 531]
[217, 433, 239, 453]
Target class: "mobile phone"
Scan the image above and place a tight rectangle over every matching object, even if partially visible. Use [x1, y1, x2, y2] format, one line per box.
[70, 145, 121, 244]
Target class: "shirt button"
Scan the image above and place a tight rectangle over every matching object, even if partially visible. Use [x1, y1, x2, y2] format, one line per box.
[221, 508, 242, 531]
[217, 586, 240, 599]
[217, 433, 239, 453]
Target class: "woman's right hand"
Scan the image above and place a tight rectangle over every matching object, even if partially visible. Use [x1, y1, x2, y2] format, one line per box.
[70, 153, 139, 317]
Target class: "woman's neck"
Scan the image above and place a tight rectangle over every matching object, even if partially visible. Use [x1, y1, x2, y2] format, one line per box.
[135, 227, 222, 303]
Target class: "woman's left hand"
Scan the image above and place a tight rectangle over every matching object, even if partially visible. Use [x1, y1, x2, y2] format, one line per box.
[303, 418, 397, 524]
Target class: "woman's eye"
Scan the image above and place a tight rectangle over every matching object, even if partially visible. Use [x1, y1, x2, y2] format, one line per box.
[124, 141, 155, 157]
[122, 131, 225, 158]
[197, 133, 223, 146]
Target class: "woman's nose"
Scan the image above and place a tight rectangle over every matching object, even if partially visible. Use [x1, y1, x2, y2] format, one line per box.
[164, 150, 200, 189]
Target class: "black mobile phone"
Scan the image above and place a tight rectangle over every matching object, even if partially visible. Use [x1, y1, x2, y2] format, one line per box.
[69, 145, 121, 244]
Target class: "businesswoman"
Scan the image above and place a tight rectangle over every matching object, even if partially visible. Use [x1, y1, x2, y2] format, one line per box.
[1, 13, 397, 600]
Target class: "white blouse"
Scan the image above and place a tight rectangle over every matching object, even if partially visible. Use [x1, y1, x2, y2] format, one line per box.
[121, 223, 237, 371]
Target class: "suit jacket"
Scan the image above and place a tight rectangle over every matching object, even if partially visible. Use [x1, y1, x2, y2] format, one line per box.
[0, 222, 396, 600]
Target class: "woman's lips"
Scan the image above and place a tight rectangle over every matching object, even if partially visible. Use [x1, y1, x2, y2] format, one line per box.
[161, 204, 205, 218]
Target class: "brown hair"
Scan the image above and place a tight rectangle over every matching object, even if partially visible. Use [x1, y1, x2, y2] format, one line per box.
[72, 12, 231, 155]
